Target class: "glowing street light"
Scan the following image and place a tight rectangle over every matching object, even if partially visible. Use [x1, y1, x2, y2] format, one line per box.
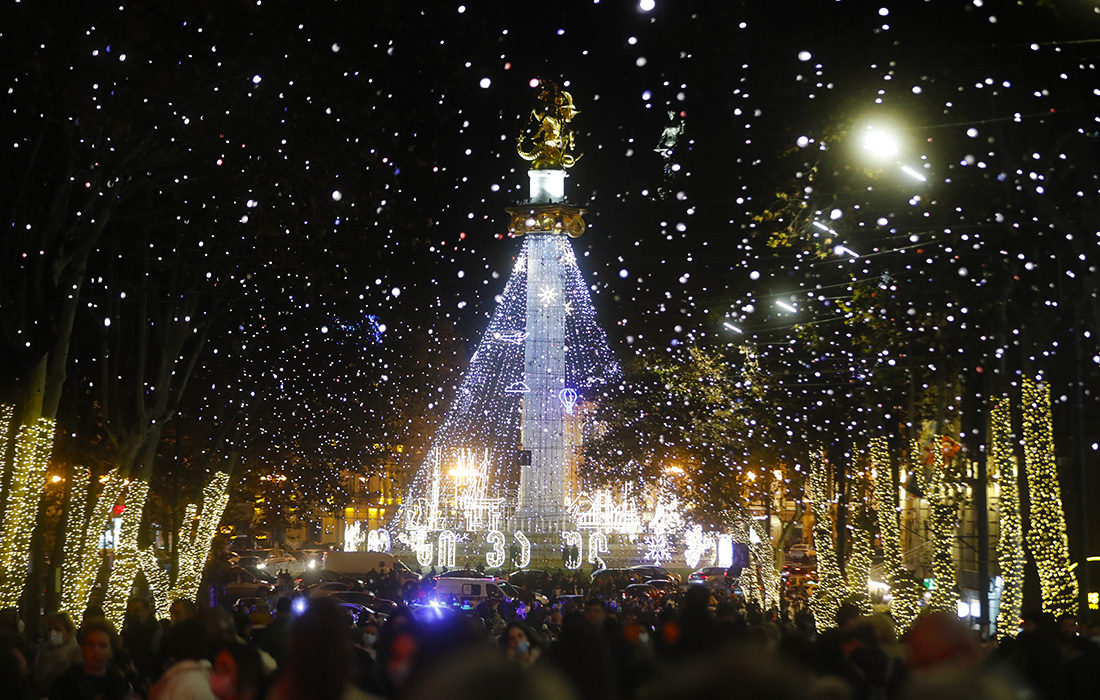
[859, 123, 929, 182]
[860, 125, 900, 160]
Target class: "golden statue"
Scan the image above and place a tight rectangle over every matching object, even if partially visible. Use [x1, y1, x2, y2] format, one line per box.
[517, 81, 582, 170]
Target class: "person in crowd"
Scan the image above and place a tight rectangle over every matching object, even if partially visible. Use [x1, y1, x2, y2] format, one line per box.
[3, 636, 35, 700]
[49, 619, 131, 700]
[34, 611, 83, 696]
[266, 598, 375, 700]
[208, 643, 264, 700]
[255, 598, 292, 666]
[121, 597, 163, 693]
[169, 600, 199, 627]
[148, 618, 215, 700]
[500, 621, 543, 667]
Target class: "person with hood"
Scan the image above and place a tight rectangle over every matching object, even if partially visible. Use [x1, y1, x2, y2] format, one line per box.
[35, 612, 83, 696]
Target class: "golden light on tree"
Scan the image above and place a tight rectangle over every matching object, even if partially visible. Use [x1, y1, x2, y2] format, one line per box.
[871, 436, 919, 632]
[809, 449, 844, 631]
[1021, 376, 1078, 617]
[104, 478, 150, 627]
[0, 414, 56, 608]
[847, 523, 872, 614]
[991, 397, 1025, 638]
[62, 469, 129, 619]
[924, 432, 958, 613]
[170, 471, 231, 604]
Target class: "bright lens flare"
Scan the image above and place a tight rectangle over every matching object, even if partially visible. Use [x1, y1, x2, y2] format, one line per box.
[900, 165, 927, 182]
[861, 127, 899, 159]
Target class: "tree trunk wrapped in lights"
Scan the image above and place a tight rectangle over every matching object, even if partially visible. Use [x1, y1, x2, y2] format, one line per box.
[846, 523, 872, 614]
[991, 397, 1024, 637]
[62, 469, 128, 618]
[926, 440, 959, 613]
[871, 436, 920, 632]
[168, 471, 231, 605]
[104, 478, 151, 627]
[750, 519, 782, 610]
[0, 414, 56, 608]
[809, 450, 844, 631]
[1021, 376, 1078, 617]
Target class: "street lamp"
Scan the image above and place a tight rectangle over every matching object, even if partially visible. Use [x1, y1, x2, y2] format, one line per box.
[859, 124, 928, 182]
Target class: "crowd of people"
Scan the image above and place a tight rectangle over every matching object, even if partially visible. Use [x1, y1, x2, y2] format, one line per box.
[1, 573, 1098, 700]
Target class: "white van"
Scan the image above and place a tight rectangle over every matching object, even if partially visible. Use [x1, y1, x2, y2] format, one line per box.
[322, 551, 421, 583]
[431, 577, 522, 606]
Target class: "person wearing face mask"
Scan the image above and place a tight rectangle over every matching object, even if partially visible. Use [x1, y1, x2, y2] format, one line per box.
[500, 622, 543, 667]
[34, 612, 83, 696]
[49, 619, 132, 700]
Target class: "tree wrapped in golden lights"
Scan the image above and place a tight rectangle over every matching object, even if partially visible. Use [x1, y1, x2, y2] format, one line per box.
[62, 469, 128, 618]
[729, 509, 781, 609]
[923, 431, 958, 613]
[168, 471, 231, 605]
[870, 436, 920, 632]
[0, 410, 57, 608]
[846, 522, 872, 614]
[808, 450, 845, 631]
[1021, 376, 1078, 617]
[104, 478, 151, 627]
[990, 397, 1024, 637]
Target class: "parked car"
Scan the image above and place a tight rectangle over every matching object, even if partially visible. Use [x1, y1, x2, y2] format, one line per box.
[233, 556, 263, 570]
[507, 569, 551, 592]
[437, 569, 491, 579]
[257, 548, 296, 569]
[590, 568, 644, 590]
[335, 602, 378, 625]
[223, 567, 275, 599]
[621, 583, 660, 603]
[304, 581, 351, 598]
[294, 549, 325, 569]
[644, 579, 680, 597]
[330, 590, 398, 615]
[687, 566, 735, 591]
[430, 577, 523, 606]
[787, 544, 816, 563]
[630, 565, 681, 584]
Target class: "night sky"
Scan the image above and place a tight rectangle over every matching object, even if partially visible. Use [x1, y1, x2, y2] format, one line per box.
[4, 0, 1100, 526]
